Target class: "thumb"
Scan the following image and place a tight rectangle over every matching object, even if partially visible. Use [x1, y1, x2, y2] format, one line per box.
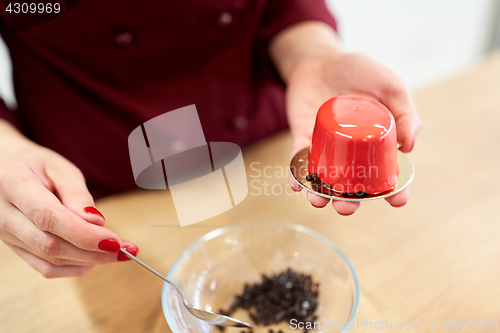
[45, 157, 106, 227]
[394, 112, 421, 153]
[381, 83, 422, 153]
[288, 135, 311, 192]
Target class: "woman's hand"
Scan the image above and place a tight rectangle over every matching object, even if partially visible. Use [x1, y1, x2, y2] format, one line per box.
[0, 120, 138, 278]
[270, 22, 422, 215]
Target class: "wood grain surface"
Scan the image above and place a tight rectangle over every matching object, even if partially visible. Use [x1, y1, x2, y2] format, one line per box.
[1, 53, 500, 333]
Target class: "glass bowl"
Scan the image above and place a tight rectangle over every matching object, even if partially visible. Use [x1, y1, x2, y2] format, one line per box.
[161, 222, 360, 333]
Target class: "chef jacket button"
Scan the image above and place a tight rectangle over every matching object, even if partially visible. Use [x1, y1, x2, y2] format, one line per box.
[114, 31, 133, 47]
[232, 116, 248, 130]
[217, 12, 233, 27]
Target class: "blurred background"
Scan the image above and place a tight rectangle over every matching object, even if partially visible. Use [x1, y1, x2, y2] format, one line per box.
[1, 0, 500, 108]
[328, 0, 500, 89]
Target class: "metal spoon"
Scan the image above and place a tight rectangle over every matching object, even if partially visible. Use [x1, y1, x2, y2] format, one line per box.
[119, 248, 251, 328]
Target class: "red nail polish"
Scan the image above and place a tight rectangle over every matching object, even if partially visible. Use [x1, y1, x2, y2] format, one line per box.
[84, 206, 105, 219]
[98, 239, 121, 252]
[117, 246, 138, 261]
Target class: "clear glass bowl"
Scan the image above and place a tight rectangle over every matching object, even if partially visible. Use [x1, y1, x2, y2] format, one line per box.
[161, 222, 359, 333]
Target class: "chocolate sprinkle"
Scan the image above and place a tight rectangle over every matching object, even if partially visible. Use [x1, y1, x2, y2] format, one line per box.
[306, 173, 373, 198]
[218, 268, 319, 333]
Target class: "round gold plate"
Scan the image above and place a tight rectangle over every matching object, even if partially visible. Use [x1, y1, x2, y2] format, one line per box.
[290, 147, 415, 202]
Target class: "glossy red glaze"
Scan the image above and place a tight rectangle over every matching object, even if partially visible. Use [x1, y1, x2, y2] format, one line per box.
[308, 95, 399, 194]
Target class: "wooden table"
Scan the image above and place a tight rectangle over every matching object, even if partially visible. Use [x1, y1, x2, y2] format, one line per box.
[2, 53, 500, 333]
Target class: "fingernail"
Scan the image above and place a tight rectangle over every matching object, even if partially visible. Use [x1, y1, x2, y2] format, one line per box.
[98, 239, 121, 252]
[117, 245, 139, 261]
[84, 206, 105, 219]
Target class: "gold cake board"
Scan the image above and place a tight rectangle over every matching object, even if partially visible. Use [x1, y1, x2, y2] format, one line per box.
[289, 147, 415, 202]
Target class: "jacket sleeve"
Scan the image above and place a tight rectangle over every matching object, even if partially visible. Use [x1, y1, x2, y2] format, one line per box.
[260, 0, 338, 42]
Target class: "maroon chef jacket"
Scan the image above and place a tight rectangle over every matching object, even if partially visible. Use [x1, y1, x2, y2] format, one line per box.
[0, 0, 336, 198]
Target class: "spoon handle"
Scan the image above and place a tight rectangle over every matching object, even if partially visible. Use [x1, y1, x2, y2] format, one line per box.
[119, 248, 251, 328]
[119, 248, 176, 287]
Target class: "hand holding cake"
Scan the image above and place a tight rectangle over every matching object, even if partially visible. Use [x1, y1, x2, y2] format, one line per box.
[270, 22, 422, 215]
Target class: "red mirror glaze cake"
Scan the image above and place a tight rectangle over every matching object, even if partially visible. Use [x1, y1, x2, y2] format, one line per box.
[308, 95, 399, 195]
